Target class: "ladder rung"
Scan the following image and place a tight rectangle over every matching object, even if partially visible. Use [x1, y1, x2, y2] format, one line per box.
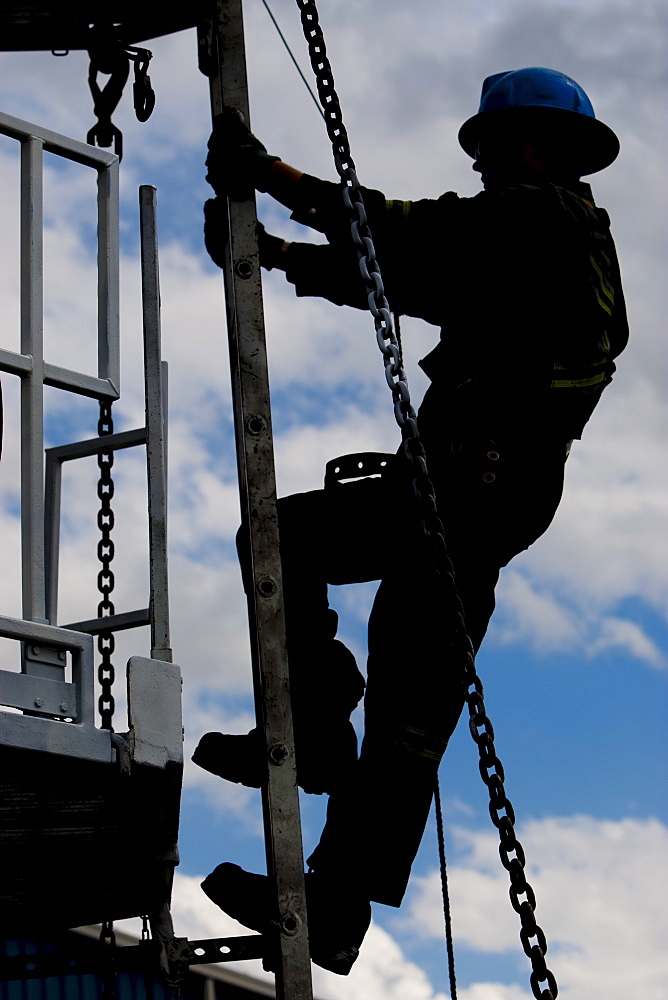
[186, 935, 265, 965]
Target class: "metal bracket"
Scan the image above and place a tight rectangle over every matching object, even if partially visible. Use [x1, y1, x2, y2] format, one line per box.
[22, 640, 67, 679]
[0, 935, 265, 983]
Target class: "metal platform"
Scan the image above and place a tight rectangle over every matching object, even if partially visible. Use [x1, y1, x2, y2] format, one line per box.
[0, 4, 199, 52]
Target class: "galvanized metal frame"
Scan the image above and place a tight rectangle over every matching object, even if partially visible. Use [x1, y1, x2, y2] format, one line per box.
[0, 111, 120, 629]
[42, 188, 170, 661]
[202, 3, 313, 996]
[0, 120, 171, 769]
[44, 427, 149, 628]
[0, 616, 112, 762]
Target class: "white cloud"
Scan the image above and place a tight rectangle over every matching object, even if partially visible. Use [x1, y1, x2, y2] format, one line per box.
[589, 616, 664, 667]
[492, 569, 665, 668]
[492, 569, 582, 654]
[405, 816, 668, 1000]
[457, 987, 529, 1000]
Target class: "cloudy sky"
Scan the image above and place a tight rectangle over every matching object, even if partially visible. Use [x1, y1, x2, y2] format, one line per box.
[0, 0, 666, 997]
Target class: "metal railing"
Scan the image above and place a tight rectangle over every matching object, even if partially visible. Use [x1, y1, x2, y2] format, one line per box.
[0, 110, 120, 626]
[0, 115, 171, 762]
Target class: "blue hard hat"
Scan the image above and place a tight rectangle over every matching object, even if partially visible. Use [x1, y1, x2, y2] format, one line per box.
[458, 67, 619, 175]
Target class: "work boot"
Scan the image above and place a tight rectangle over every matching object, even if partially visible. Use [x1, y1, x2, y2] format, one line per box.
[193, 639, 364, 793]
[201, 862, 371, 975]
[192, 730, 262, 788]
[192, 720, 359, 794]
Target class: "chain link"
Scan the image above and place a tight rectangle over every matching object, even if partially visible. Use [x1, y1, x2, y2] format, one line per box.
[97, 400, 116, 731]
[295, 4, 558, 997]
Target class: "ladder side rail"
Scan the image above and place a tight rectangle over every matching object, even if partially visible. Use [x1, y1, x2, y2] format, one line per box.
[139, 185, 172, 662]
[205, 3, 313, 996]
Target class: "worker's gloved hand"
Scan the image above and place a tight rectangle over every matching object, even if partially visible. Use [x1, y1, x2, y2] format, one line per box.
[203, 198, 228, 268]
[206, 107, 281, 196]
[204, 198, 285, 271]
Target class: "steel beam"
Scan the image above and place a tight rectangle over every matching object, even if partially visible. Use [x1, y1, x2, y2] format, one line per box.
[202, 3, 313, 996]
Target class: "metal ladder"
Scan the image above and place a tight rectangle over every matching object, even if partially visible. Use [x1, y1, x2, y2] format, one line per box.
[191, 2, 314, 997]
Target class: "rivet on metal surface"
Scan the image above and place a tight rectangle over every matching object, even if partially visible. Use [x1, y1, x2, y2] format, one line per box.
[268, 743, 289, 766]
[31, 646, 40, 656]
[58, 650, 67, 661]
[258, 577, 277, 598]
[279, 912, 301, 936]
[33, 698, 44, 708]
[246, 415, 265, 435]
[59, 703, 68, 712]
[234, 258, 253, 279]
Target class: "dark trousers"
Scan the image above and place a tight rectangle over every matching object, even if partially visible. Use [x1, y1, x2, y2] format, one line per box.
[240, 398, 569, 905]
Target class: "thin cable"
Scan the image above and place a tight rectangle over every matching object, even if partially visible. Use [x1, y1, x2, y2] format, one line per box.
[259, 0, 326, 121]
[434, 777, 458, 1000]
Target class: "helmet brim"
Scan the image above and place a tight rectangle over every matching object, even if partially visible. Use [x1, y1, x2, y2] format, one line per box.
[458, 106, 620, 175]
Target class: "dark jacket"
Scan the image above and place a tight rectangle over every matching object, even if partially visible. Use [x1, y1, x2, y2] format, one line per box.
[281, 174, 628, 440]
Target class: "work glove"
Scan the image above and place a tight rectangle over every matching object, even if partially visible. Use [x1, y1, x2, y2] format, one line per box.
[204, 198, 285, 270]
[206, 107, 281, 197]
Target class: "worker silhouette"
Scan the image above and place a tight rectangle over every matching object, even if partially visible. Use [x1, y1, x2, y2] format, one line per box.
[194, 68, 628, 974]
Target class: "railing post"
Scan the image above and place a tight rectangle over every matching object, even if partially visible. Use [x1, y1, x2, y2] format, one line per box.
[20, 135, 46, 624]
[139, 185, 172, 663]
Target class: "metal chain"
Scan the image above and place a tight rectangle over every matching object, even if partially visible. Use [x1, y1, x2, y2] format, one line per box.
[469, 681, 558, 998]
[97, 400, 116, 732]
[295, 4, 558, 997]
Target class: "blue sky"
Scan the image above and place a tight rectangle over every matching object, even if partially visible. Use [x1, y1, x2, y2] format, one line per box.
[0, 1, 666, 998]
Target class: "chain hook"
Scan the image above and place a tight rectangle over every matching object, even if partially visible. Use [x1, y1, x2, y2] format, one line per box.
[127, 46, 156, 123]
[86, 28, 129, 160]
